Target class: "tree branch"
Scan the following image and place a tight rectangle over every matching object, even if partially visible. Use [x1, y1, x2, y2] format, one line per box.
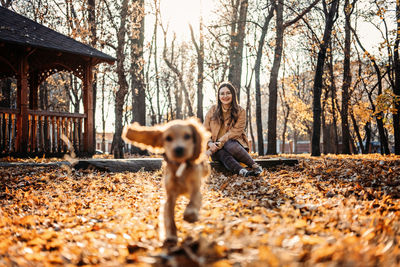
[283, 0, 321, 28]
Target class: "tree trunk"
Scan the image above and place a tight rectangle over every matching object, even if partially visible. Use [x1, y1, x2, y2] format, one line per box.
[327, 41, 339, 154]
[175, 81, 183, 119]
[246, 85, 256, 153]
[365, 86, 390, 154]
[282, 116, 288, 153]
[189, 18, 205, 122]
[350, 110, 364, 154]
[70, 75, 80, 113]
[393, 0, 400, 155]
[131, 0, 146, 126]
[280, 77, 290, 154]
[267, 0, 284, 155]
[228, 0, 248, 100]
[130, 0, 147, 155]
[351, 25, 390, 155]
[112, 0, 129, 159]
[311, 0, 338, 156]
[87, 0, 97, 155]
[341, 0, 354, 154]
[162, 33, 192, 119]
[321, 101, 329, 154]
[101, 73, 106, 153]
[254, 6, 274, 156]
[267, 0, 320, 155]
[180, 54, 194, 118]
[153, 11, 162, 124]
[364, 122, 371, 153]
[377, 115, 390, 154]
[293, 131, 298, 154]
[322, 85, 333, 154]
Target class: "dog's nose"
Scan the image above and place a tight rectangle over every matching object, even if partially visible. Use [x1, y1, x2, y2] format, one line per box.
[174, 146, 185, 157]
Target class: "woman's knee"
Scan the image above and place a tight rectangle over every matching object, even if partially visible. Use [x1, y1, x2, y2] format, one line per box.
[223, 140, 245, 154]
[223, 139, 240, 150]
[223, 139, 255, 166]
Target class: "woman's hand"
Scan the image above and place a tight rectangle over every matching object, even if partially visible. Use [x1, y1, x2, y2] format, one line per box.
[208, 142, 220, 153]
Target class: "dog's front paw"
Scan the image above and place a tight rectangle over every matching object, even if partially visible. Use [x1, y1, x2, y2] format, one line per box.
[183, 208, 199, 223]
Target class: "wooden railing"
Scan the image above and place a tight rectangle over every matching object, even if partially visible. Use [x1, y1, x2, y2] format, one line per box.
[0, 108, 86, 156]
[0, 108, 18, 154]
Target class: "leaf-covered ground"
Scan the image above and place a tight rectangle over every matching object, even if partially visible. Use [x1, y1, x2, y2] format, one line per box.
[0, 154, 400, 266]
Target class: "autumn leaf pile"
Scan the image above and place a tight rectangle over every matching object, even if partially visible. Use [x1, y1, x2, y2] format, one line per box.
[0, 154, 400, 266]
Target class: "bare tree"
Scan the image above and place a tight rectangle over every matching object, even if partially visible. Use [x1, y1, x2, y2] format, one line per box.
[279, 77, 291, 154]
[267, 0, 321, 155]
[326, 41, 339, 154]
[351, 26, 390, 155]
[87, 0, 98, 151]
[100, 71, 106, 152]
[228, 0, 248, 100]
[243, 41, 255, 152]
[161, 28, 193, 118]
[341, 0, 357, 154]
[254, 1, 275, 155]
[190, 19, 205, 122]
[63, 73, 81, 113]
[311, 0, 339, 156]
[393, 0, 400, 154]
[147, 0, 162, 124]
[129, 0, 147, 155]
[0, 0, 12, 8]
[130, 0, 146, 126]
[111, 0, 130, 158]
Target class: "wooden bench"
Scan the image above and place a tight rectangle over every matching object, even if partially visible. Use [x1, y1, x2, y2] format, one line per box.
[73, 158, 298, 172]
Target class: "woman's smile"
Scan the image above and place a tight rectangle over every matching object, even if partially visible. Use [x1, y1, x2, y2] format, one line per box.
[219, 86, 232, 106]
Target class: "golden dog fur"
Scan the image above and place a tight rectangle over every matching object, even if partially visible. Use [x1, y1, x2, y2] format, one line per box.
[122, 118, 211, 244]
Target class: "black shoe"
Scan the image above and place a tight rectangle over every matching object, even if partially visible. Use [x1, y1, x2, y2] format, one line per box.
[239, 168, 261, 177]
[253, 167, 262, 176]
[252, 164, 263, 176]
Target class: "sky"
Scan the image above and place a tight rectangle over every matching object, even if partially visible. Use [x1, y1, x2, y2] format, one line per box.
[158, 0, 215, 39]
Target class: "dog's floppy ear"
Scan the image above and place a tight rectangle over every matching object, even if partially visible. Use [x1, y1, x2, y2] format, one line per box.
[188, 118, 210, 162]
[122, 122, 164, 153]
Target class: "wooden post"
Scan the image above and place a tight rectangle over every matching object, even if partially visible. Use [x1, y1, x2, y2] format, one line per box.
[16, 54, 29, 154]
[83, 62, 94, 155]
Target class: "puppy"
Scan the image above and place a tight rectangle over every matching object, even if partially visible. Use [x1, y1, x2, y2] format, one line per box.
[122, 118, 211, 245]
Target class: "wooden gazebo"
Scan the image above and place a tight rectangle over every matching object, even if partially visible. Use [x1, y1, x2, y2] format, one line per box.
[0, 7, 115, 157]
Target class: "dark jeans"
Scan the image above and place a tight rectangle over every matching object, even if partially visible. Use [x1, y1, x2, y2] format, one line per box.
[212, 139, 256, 174]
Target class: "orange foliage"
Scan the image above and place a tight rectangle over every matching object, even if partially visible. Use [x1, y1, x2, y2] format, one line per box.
[0, 154, 399, 266]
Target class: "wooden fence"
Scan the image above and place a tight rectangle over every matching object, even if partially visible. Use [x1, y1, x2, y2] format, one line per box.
[0, 108, 86, 156]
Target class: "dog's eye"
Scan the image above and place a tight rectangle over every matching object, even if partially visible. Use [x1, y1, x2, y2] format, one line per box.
[184, 133, 191, 140]
[165, 135, 173, 142]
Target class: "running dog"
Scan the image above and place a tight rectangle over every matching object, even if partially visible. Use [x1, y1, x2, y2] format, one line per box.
[122, 118, 210, 245]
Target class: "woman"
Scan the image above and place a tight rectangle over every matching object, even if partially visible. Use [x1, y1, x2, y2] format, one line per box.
[204, 81, 262, 177]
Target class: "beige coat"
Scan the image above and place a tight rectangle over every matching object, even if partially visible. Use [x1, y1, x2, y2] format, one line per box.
[204, 104, 249, 149]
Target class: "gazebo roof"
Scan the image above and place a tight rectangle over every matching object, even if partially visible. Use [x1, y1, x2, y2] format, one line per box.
[0, 6, 115, 63]
[0, 7, 112, 157]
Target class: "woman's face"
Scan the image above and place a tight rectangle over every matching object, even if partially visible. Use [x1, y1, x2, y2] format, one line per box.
[219, 86, 232, 106]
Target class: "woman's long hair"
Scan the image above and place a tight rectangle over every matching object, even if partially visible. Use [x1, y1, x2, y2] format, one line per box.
[212, 81, 240, 126]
